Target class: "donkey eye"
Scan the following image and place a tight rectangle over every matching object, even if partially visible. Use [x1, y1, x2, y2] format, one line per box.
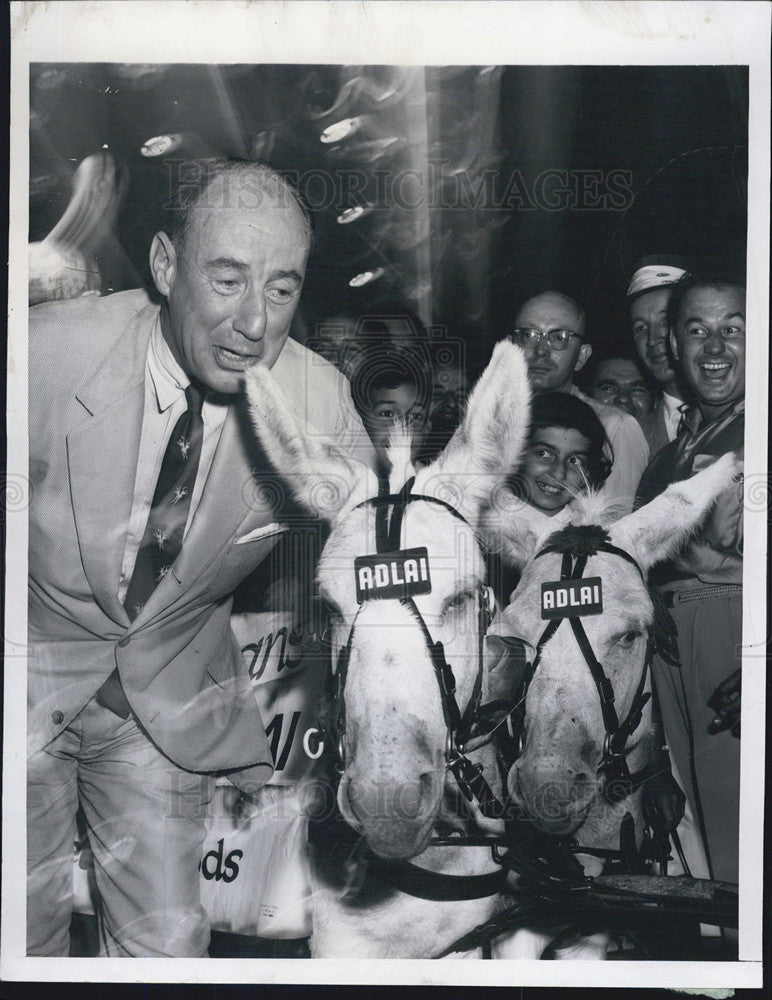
[617, 630, 642, 648]
[442, 591, 473, 615]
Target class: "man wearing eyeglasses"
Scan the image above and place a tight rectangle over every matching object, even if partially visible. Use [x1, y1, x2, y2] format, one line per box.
[512, 291, 649, 511]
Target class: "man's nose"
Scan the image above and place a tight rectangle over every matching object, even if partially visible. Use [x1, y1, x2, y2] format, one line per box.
[648, 323, 667, 346]
[534, 334, 551, 358]
[233, 290, 267, 341]
[704, 328, 726, 354]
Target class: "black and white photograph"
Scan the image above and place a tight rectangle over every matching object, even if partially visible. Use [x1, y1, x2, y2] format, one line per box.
[3, 0, 769, 990]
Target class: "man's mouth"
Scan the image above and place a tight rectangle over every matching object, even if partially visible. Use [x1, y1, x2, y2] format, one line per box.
[699, 360, 732, 380]
[214, 345, 261, 371]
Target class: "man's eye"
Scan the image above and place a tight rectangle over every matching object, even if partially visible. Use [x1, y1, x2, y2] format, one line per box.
[616, 630, 642, 648]
[723, 325, 744, 338]
[533, 447, 553, 460]
[266, 286, 295, 304]
[632, 324, 648, 336]
[567, 455, 586, 467]
[685, 325, 707, 336]
[213, 278, 241, 293]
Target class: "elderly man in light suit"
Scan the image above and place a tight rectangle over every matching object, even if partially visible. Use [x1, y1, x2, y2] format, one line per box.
[28, 161, 372, 956]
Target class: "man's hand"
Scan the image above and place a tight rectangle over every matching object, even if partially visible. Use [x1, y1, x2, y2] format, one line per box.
[642, 764, 686, 834]
[707, 668, 741, 738]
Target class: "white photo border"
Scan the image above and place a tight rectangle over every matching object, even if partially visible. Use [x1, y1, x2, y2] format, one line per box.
[4, 0, 769, 988]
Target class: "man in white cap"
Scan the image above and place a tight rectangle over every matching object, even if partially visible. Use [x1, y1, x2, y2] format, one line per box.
[627, 254, 692, 455]
[512, 290, 649, 512]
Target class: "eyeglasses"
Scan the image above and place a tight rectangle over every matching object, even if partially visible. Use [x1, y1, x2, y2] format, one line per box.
[512, 328, 583, 351]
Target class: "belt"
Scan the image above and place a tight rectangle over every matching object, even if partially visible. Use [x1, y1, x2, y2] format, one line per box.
[661, 584, 743, 608]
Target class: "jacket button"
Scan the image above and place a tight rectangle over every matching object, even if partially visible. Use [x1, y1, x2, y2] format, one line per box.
[51, 710, 64, 725]
[117, 635, 131, 648]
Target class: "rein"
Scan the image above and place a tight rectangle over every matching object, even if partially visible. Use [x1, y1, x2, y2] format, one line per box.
[521, 531, 655, 803]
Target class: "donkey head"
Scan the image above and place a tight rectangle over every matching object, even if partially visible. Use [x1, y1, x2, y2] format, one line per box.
[483, 453, 742, 839]
[244, 340, 530, 858]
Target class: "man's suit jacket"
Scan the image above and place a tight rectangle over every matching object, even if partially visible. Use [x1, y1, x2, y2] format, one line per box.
[28, 289, 373, 790]
[638, 404, 671, 460]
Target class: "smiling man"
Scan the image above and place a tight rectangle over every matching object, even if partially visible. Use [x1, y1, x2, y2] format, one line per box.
[636, 271, 746, 889]
[512, 291, 649, 511]
[627, 254, 692, 453]
[27, 160, 372, 957]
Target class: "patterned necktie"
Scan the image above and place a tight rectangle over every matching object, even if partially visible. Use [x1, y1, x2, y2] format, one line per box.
[96, 384, 205, 718]
[123, 382, 206, 621]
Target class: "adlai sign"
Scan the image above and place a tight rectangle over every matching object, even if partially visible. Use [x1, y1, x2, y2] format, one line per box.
[354, 547, 432, 603]
[541, 577, 603, 619]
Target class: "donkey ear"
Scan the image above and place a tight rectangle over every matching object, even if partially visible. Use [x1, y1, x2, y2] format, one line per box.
[480, 494, 556, 568]
[242, 363, 377, 523]
[414, 340, 530, 524]
[609, 452, 743, 572]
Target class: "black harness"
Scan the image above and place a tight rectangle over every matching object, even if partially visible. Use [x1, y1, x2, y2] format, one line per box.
[320, 510, 660, 910]
[319, 476, 510, 902]
[332, 476, 501, 818]
[520, 528, 654, 803]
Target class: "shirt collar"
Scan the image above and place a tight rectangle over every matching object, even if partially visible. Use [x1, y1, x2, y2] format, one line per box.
[661, 391, 684, 419]
[148, 315, 190, 412]
[682, 397, 745, 435]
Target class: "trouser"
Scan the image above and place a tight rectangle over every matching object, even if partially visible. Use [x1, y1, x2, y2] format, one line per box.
[651, 587, 742, 885]
[27, 697, 214, 956]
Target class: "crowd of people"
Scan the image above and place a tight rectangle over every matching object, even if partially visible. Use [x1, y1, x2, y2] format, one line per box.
[27, 159, 746, 957]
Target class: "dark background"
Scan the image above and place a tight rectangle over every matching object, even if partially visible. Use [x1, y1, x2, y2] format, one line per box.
[28, 62, 748, 374]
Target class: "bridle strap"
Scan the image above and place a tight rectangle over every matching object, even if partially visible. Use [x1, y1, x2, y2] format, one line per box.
[525, 539, 653, 801]
[333, 481, 499, 814]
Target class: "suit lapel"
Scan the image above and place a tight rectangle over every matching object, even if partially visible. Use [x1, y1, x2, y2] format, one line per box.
[68, 301, 277, 625]
[67, 304, 156, 624]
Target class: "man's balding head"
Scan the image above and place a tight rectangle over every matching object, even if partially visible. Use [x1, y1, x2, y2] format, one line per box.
[513, 291, 591, 392]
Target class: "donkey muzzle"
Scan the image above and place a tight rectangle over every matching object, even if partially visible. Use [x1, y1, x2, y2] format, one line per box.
[338, 769, 445, 859]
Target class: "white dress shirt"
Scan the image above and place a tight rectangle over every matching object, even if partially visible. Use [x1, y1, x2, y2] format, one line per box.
[118, 319, 228, 602]
[661, 391, 687, 442]
[569, 384, 650, 514]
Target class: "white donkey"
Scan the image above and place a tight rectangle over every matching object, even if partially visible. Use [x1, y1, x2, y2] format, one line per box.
[244, 341, 532, 958]
[480, 453, 741, 956]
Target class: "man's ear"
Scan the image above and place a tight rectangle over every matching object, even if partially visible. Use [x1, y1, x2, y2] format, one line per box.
[149, 232, 177, 298]
[669, 328, 680, 361]
[574, 342, 592, 373]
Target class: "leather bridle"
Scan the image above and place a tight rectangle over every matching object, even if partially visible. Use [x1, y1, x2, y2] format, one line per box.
[330, 476, 502, 817]
[519, 530, 654, 804]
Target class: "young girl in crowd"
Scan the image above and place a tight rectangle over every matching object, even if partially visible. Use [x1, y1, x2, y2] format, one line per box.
[350, 343, 431, 477]
[489, 391, 613, 605]
[512, 390, 613, 514]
